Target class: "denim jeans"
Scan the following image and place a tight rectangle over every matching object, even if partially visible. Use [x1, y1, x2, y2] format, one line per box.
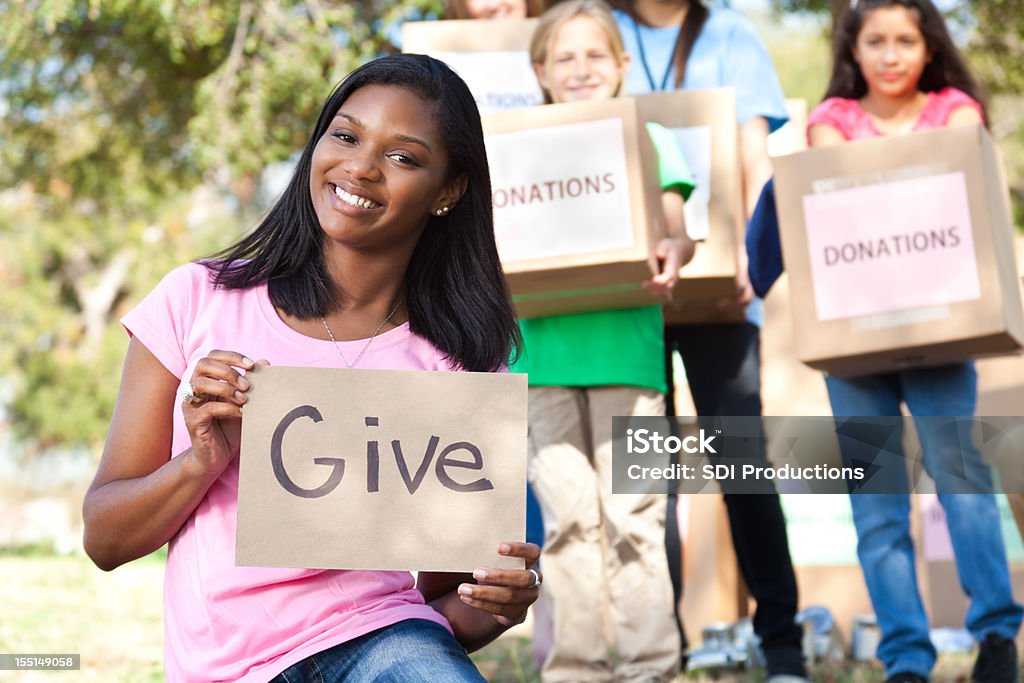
[269, 619, 485, 683]
[825, 362, 1023, 678]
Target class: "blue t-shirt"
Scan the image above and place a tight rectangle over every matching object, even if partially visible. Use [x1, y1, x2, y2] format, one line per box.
[615, 7, 789, 131]
[614, 7, 789, 328]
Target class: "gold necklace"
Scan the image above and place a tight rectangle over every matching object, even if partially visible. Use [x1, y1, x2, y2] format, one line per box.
[320, 299, 403, 369]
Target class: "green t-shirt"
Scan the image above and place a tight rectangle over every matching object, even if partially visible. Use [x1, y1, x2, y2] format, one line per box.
[513, 122, 695, 392]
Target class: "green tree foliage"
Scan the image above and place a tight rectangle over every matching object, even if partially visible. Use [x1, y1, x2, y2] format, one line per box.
[952, 1, 1024, 95]
[0, 0, 441, 452]
[770, 0, 847, 34]
[954, 1, 1024, 221]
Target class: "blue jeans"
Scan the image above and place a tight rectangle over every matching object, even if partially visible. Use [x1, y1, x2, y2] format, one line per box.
[269, 619, 486, 683]
[825, 362, 1023, 678]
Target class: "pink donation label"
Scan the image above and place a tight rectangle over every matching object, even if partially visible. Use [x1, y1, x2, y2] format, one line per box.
[802, 172, 981, 321]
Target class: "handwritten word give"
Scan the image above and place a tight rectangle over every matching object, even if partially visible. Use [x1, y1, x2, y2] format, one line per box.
[269, 407, 495, 499]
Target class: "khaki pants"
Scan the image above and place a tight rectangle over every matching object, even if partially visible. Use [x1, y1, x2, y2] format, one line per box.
[528, 386, 680, 683]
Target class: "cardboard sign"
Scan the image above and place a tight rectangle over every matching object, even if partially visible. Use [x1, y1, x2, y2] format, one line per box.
[236, 366, 528, 572]
[774, 124, 1024, 376]
[636, 89, 745, 325]
[402, 19, 543, 114]
[483, 97, 664, 319]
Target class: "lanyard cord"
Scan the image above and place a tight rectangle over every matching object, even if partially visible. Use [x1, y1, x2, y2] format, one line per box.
[631, 14, 675, 92]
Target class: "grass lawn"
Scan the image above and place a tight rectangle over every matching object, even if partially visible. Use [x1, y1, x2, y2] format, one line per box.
[0, 549, 164, 682]
[0, 551, 990, 682]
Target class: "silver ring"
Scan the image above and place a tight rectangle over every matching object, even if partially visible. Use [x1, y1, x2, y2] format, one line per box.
[181, 382, 205, 407]
[527, 567, 542, 589]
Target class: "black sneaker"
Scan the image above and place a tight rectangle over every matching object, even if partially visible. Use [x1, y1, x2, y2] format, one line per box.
[972, 633, 1019, 683]
[763, 645, 808, 680]
[885, 673, 928, 683]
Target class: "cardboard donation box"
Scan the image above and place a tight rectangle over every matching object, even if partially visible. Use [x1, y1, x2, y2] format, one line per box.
[637, 89, 745, 324]
[774, 125, 1024, 377]
[235, 366, 528, 572]
[401, 19, 542, 114]
[483, 97, 665, 319]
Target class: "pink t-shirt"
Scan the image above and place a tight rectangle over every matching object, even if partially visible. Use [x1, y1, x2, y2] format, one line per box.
[121, 262, 457, 682]
[807, 86, 984, 141]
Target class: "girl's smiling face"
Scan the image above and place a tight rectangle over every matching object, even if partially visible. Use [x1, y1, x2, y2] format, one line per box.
[534, 15, 630, 104]
[854, 5, 931, 100]
[308, 84, 464, 253]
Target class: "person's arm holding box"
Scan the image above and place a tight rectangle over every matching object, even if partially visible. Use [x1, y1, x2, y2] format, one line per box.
[644, 121, 697, 298]
[720, 15, 790, 310]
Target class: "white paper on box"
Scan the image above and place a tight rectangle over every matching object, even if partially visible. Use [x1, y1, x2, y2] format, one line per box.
[429, 51, 543, 113]
[669, 125, 712, 241]
[802, 172, 982, 322]
[487, 117, 635, 263]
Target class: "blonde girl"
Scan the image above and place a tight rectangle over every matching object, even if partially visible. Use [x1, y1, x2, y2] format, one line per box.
[521, 1, 695, 681]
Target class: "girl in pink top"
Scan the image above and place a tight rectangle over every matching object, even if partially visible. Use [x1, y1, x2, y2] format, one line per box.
[83, 54, 540, 682]
[806, 3, 1021, 683]
[808, 0, 985, 143]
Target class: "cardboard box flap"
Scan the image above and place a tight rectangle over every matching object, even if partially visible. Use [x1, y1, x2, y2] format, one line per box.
[402, 18, 537, 52]
[402, 19, 542, 113]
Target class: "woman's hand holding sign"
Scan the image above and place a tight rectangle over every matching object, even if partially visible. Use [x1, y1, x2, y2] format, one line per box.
[458, 541, 542, 626]
[183, 350, 268, 480]
[419, 541, 542, 652]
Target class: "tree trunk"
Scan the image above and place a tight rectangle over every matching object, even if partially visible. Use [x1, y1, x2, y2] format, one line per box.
[68, 248, 135, 354]
[831, 0, 848, 39]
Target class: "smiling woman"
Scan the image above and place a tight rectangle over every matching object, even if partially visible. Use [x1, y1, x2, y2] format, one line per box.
[308, 85, 465, 257]
[207, 56, 520, 371]
[81, 54, 535, 683]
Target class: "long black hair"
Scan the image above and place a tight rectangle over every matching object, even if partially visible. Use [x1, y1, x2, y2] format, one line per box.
[609, 0, 709, 89]
[206, 54, 521, 372]
[825, 0, 987, 120]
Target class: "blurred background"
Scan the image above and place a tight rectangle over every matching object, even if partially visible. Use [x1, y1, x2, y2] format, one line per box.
[0, 1, 1021, 680]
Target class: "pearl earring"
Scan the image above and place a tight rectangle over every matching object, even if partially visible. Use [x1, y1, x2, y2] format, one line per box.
[434, 206, 449, 216]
